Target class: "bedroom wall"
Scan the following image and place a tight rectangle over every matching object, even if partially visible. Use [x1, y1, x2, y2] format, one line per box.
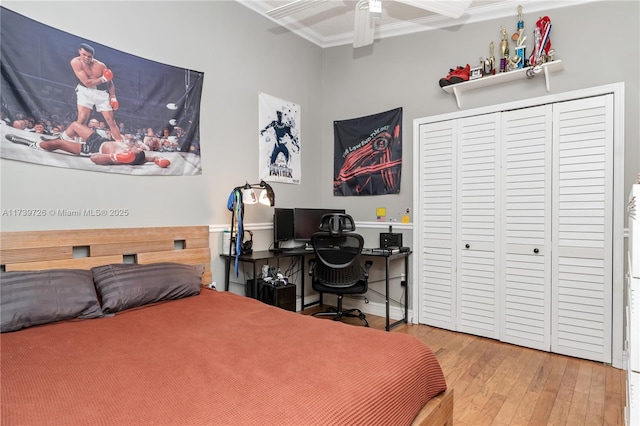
[0, 1, 325, 233]
[318, 0, 639, 313]
[1, 1, 638, 307]
[320, 0, 639, 220]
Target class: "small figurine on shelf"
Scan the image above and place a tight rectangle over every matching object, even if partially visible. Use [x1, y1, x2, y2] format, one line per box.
[499, 26, 509, 72]
[512, 5, 526, 69]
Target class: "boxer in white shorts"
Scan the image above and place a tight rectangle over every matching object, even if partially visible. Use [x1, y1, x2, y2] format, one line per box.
[70, 43, 123, 141]
[75, 84, 111, 113]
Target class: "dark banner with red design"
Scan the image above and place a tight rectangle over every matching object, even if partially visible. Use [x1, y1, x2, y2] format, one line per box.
[333, 107, 402, 196]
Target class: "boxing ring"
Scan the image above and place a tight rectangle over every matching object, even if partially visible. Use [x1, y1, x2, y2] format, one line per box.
[0, 123, 202, 176]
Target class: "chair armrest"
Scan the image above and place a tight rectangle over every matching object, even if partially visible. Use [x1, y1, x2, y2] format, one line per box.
[363, 260, 373, 278]
[308, 258, 316, 276]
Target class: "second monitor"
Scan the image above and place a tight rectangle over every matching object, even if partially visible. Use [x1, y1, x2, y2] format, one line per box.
[273, 207, 295, 250]
[273, 207, 346, 250]
[293, 208, 346, 243]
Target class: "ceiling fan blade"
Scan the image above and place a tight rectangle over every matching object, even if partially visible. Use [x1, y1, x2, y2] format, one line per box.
[353, 0, 376, 48]
[266, 0, 328, 19]
[395, 0, 472, 19]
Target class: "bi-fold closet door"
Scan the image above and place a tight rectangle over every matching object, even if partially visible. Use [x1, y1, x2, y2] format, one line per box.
[550, 95, 613, 363]
[500, 105, 552, 352]
[416, 94, 613, 363]
[455, 113, 501, 340]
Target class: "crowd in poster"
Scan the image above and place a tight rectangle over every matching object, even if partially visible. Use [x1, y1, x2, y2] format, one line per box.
[333, 107, 403, 196]
[0, 7, 204, 176]
[258, 93, 301, 184]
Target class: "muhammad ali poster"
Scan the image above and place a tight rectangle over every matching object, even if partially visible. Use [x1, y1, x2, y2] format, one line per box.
[0, 7, 204, 176]
[258, 93, 301, 184]
[333, 107, 402, 196]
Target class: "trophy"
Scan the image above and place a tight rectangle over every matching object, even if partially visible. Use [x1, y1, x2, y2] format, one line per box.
[499, 26, 509, 72]
[482, 41, 496, 76]
[529, 16, 552, 66]
[512, 5, 526, 69]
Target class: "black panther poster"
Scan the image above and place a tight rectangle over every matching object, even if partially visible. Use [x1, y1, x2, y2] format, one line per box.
[333, 107, 402, 196]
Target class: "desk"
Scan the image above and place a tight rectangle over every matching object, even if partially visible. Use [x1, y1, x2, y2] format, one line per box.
[221, 249, 411, 331]
[362, 249, 411, 331]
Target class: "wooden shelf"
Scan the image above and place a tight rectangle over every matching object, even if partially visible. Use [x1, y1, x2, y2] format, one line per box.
[442, 60, 564, 108]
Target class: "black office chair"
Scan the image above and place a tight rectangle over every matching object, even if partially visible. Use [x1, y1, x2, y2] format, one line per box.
[308, 213, 372, 327]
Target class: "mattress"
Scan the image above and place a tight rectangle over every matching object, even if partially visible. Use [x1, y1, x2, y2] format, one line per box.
[1, 290, 446, 425]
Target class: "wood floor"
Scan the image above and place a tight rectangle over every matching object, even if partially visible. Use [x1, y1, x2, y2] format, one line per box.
[304, 307, 627, 425]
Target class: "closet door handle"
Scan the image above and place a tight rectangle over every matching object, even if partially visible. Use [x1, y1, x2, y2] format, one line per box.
[465, 244, 470, 249]
[534, 248, 539, 254]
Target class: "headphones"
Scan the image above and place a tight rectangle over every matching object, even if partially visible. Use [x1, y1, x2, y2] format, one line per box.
[241, 230, 253, 255]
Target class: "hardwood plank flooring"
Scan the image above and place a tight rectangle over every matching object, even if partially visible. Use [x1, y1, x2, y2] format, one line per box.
[302, 307, 626, 425]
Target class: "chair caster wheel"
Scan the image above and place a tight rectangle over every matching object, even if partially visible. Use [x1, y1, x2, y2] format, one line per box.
[359, 314, 369, 327]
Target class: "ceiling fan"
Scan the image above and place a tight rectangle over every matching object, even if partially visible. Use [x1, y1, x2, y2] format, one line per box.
[266, 0, 472, 48]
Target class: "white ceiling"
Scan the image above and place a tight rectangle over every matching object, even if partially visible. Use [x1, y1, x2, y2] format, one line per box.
[237, 0, 594, 48]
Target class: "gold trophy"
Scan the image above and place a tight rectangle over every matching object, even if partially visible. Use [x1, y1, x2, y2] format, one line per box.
[499, 26, 509, 72]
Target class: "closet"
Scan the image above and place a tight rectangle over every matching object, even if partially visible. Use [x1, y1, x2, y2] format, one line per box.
[414, 92, 616, 363]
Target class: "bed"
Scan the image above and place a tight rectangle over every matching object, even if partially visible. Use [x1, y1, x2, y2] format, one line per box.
[0, 226, 452, 425]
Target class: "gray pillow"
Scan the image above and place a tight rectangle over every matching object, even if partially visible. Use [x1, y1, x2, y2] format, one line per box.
[1, 269, 104, 333]
[92, 262, 203, 314]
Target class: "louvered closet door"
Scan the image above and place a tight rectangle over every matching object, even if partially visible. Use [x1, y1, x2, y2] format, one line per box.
[500, 105, 552, 351]
[552, 94, 613, 363]
[416, 120, 457, 330]
[456, 114, 501, 339]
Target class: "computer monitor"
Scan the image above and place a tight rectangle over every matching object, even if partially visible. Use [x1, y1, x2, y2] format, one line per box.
[273, 208, 294, 250]
[293, 208, 346, 242]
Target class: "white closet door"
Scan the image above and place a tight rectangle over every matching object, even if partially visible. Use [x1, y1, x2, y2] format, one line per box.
[500, 105, 552, 351]
[552, 94, 613, 363]
[456, 114, 501, 339]
[416, 120, 457, 330]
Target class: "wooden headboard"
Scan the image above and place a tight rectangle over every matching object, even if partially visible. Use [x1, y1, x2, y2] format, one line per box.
[0, 226, 212, 285]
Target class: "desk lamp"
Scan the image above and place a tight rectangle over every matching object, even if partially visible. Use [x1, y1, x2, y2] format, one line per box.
[227, 180, 275, 276]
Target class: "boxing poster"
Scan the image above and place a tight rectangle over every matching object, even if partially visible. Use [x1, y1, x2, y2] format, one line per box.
[0, 7, 204, 176]
[333, 107, 402, 196]
[258, 93, 301, 184]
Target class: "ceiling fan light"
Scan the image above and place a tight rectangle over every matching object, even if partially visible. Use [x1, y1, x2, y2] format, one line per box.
[353, 0, 375, 48]
[369, 0, 382, 18]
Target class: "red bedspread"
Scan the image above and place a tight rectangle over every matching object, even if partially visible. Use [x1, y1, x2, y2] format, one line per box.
[1, 290, 446, 425]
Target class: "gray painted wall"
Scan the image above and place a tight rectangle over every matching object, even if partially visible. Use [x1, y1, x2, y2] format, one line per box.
[321, 0, 639, 221]
[1, 1, 638, 303]
[1, 1, 325, 233]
